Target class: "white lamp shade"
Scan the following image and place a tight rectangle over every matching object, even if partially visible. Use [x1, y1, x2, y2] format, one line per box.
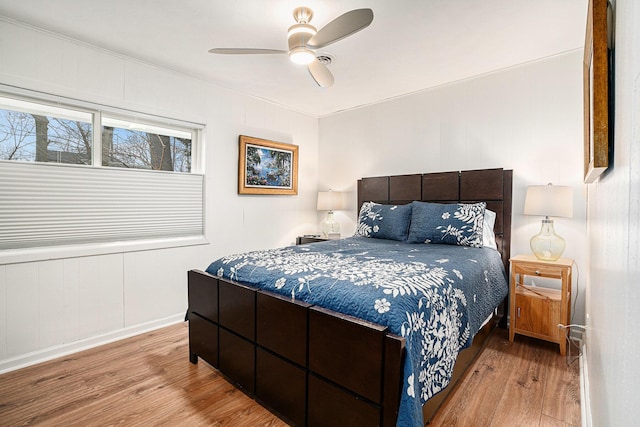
[317, 191, 345, 211]
[523, 184, 573, 218]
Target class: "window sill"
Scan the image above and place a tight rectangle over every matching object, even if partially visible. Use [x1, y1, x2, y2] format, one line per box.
[0, 235, 209, 265]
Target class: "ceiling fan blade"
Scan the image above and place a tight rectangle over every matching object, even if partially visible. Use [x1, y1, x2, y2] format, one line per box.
[208, 48, 287, 55]
[307, 8, 373, 49]
[308, 59, 334, 88]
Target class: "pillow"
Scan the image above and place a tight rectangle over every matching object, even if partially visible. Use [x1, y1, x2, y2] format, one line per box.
[355, 202, 412, 241]
[483, 209, 498, 250]
[407, 201, 486, 247]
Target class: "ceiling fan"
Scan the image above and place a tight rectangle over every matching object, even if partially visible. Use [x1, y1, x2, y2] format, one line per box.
[208, 7, 374, 88]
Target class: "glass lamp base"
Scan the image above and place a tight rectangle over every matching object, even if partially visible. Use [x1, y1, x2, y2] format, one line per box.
[530, 219, 566, 261]
[321, 211, 340, 237]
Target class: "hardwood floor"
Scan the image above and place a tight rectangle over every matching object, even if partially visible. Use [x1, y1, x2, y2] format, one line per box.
[0, 322, 580, 426]
[429, 328, 581, 426]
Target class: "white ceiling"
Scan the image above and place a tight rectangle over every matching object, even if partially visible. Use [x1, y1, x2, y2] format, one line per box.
[0, 0, 588, 118]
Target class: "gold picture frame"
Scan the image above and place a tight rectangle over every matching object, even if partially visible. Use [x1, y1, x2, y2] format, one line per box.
[583, 0, 611, 183]
[238, 135, 298, 195]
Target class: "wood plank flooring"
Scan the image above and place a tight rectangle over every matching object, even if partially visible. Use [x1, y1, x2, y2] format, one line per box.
[429, 328, 581, 426]
[0, 322, 580, 426]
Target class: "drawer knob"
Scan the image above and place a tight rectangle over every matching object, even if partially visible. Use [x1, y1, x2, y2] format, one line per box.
[535, 270, 540, 275]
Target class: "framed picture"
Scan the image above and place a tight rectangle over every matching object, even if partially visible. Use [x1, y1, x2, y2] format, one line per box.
[583, 0, 612, 183]
[238, 135, 298, 195]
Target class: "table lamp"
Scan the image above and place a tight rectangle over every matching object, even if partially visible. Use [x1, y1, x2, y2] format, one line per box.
[317, 190, 345, 237]
[523, 183, 573, 261]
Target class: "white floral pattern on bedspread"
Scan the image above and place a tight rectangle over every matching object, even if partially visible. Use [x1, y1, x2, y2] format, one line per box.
[205, 236, 507, 427]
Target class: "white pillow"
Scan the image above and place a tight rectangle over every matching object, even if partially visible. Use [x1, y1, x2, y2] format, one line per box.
[483, 209, 498, 250]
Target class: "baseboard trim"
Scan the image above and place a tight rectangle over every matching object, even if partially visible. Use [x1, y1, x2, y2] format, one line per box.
[0, 314, 185, 374]
[580, 341, 592, 427]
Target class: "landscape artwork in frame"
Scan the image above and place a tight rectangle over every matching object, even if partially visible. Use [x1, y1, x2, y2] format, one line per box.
[583, 0, 611, 183]
[238, 135, 298, 195]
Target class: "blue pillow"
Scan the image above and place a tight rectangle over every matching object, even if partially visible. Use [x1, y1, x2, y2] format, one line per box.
[407, 201, 486, 247]
[355, 202, 412, 241]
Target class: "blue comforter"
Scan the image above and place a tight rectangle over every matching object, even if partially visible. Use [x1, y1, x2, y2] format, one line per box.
[206, 236, 507, 427]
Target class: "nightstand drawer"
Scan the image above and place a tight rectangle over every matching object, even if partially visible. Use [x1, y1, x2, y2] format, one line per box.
[512, 263, 563, 279]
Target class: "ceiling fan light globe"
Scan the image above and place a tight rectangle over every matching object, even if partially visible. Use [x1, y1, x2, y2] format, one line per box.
[289, 47, 315, 65]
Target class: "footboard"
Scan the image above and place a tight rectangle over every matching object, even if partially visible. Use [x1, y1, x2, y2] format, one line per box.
[187, 269, 406, 427]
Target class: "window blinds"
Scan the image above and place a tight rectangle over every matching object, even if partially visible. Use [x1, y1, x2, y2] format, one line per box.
[0, 161, 203, 250]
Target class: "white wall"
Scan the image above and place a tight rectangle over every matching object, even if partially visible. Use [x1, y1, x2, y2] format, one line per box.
[2, 6, 637, 423]
[585, 0, 640, 425]
[4, 10, 636, 427]
[318, 51, 588, 327]
[0, 18, 319, 372]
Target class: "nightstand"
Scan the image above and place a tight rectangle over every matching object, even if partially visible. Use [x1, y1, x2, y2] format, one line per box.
[295, 236, 328, 245]
[509, 254, 573, 355]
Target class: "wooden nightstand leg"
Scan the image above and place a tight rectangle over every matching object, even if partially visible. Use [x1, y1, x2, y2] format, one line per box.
[509, 313, 515, 342]
[509, 274, 516, 343]
[559, 325, 567, 356]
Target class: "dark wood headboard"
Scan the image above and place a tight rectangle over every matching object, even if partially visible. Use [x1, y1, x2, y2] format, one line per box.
[357, 168, 513, 271]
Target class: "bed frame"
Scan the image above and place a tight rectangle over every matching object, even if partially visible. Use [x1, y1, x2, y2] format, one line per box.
[188, 168, 512, 426]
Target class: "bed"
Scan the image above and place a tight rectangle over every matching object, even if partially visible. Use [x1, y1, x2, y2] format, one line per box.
[187, 167, 513, 426]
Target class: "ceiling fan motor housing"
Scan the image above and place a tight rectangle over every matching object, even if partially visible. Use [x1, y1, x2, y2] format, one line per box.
[287, 6, 317, 64]
[287, 23, 316, 51]
[287, 19, 316, 64]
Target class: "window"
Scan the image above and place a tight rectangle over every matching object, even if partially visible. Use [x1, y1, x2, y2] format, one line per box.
[102, 117, 191, 172]
[0, 97, 93, 165]
[0, 89, 203, 252]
